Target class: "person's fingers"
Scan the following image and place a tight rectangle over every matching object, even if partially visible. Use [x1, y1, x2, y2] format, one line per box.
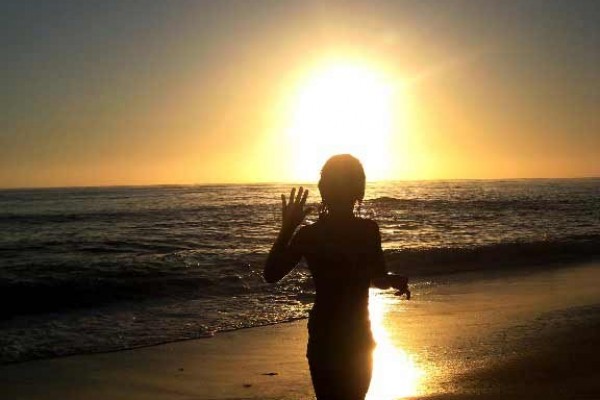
[281, 194, 286, 215]
[303, 188, 309, 200]
[289, 188, 296, 206]
[295, 186, 303, 204]
[300, 188, 309, 207]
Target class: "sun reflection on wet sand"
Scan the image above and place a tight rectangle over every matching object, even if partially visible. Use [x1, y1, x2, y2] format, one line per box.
[367, 291, 425, 399]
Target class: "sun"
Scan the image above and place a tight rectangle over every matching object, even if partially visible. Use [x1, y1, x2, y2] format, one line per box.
[287, 61, 399, 182]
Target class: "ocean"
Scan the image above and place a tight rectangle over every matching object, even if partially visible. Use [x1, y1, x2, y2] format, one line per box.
[1, 179, 598, 363]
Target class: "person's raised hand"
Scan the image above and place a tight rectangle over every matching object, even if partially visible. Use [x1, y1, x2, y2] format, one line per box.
[281, 187, 310, 232]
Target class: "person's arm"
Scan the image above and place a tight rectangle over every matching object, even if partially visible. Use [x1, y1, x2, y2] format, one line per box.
[368, 221, 411, 299]
[264, 187, 310, 283]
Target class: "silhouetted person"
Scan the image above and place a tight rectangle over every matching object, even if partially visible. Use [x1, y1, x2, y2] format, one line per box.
[264, 154, 409, 400]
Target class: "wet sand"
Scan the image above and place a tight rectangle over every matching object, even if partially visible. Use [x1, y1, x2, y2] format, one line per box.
[1, 262, 598, 399]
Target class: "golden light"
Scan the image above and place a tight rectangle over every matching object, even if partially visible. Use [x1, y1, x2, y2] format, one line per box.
[367, 290, 425, 399]
[286, 61, 400, 181]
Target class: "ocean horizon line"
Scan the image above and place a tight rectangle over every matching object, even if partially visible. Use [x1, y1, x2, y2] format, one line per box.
[1, 175, 599, 191]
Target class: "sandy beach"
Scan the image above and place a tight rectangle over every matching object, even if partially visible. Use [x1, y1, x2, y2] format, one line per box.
[2, 261, 599, 400]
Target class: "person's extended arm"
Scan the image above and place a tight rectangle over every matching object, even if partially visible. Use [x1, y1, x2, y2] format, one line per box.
[264, 187, 310, 283]
[368, 221, 411, 299]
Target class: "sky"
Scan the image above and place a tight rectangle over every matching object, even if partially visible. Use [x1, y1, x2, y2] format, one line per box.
[2, 0, 599, 188]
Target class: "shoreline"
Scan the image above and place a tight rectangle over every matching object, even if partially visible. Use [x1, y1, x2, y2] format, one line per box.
[2, 258, 599, 366]
[0, 258, 600, 367]
[1, 261, 599, 399]
[0, 316, 310, 367]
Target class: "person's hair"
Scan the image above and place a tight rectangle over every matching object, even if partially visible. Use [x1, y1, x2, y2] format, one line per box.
[318, 154, 366, 219]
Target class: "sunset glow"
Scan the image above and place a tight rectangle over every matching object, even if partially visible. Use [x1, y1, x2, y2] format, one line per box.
[2, 2, 598, 188]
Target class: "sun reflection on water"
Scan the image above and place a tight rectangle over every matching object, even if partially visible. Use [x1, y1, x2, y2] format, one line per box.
[367, 291, 425, 399]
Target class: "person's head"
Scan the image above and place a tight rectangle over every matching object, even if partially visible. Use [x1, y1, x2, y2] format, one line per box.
[318, 154, 366, 218]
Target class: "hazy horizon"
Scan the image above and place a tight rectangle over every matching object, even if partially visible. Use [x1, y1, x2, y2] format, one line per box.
[2, 175, 599, 191]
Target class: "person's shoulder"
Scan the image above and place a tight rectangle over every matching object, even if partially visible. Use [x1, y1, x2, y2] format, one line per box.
[355, 218, 381, 241]
[356, 217, 380, 230]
